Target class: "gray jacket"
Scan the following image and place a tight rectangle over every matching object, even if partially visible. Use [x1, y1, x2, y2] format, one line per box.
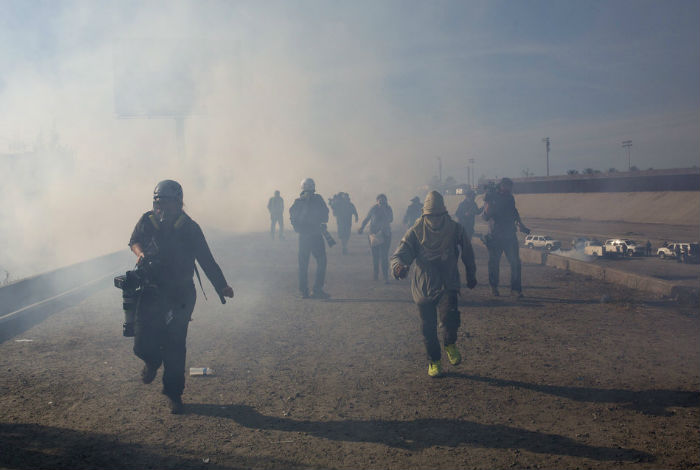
[391, 217, 476, 304]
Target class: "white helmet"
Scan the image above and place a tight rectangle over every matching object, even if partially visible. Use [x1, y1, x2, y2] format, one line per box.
[300, 177, 315, 192]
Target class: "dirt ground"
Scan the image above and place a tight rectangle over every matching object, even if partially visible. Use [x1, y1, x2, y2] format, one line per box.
[1, 231, 698, 469]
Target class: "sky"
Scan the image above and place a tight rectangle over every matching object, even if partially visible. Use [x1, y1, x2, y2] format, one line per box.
[0, 0, 698, 276]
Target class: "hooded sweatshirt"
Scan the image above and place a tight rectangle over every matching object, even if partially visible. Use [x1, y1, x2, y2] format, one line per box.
[391, 191, 476, 304]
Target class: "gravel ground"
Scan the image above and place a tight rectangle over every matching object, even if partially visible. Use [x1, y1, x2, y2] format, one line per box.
[1, 231, 698, 469]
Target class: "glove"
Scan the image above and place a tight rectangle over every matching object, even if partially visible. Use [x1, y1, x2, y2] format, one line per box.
[357, 228, 363, 234]
[466, 278, 477, 289]
[519, 224, 531, 235]
[393, 264, 409, 280]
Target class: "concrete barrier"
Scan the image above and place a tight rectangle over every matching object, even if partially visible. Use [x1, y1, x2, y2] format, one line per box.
[534, 250, 698, 303]
[566, 258, 605, 280]
[491, 244, 697, 303]
[0, 250, 132, 341]
[519, 247, 545, 265]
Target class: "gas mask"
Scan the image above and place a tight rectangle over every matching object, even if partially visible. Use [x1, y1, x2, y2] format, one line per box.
[153, 197, 182, 225]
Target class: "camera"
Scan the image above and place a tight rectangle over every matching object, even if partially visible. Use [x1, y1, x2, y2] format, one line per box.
[114, 257, 160, 337]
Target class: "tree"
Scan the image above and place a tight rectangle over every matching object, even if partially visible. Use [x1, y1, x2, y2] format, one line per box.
[583, 168, 595, 175]
[629, 165, 639, 172]
[608, 168, 617, 173]
[521, 168, 534, 177]
[567, 169, 579, 175]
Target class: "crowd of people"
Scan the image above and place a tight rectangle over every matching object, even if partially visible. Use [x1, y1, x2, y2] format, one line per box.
[126, 177, 528, 413]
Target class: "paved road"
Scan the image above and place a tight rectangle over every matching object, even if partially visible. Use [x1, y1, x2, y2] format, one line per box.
[1, 231, 698, 469]
[473, 219, 700, 288]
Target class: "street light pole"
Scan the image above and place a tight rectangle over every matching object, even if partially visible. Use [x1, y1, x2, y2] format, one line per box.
[437, 156, 442, 183]
[622, 140, 632, 170]
[468, 158, 475, 187]
[542, 137, 550, 176]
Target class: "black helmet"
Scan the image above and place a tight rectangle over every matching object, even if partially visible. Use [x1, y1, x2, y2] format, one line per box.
[153, 180, 183, 202]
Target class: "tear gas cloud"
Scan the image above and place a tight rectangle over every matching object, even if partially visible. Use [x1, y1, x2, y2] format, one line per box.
[0, 2, 432, 278]
[1, 0, 698, 279]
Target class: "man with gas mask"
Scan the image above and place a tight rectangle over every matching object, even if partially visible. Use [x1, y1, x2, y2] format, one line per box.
[289, 178, 331, 299]
[128, 180, 234, 414]
[391, 191, 476, 377]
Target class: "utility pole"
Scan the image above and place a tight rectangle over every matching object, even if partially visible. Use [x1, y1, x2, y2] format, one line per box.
[468, 157, 475, 187]
[622, 140, 632, 170]
[437, 156, 442, 183]
[542, 137, 550, 176]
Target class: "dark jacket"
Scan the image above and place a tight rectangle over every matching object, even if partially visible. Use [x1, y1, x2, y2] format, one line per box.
[483, 192, 521, 238]
[403, 201, 423, 226]
[267, 196, 284, 217]
[330, 199, 358, 228]
[129, 211, 228, 293]
[455, 199, 483, 231]
[289, 192, 329, 235]
[391, 216, 476, 304]
[360, 204, 393, 236]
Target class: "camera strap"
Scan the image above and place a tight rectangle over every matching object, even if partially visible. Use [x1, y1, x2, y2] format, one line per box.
[193, 263, 208, 301]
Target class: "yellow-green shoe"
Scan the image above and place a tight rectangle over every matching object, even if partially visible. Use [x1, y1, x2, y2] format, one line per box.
[428, 360, 443, 377]
[445, 344, 462, 366]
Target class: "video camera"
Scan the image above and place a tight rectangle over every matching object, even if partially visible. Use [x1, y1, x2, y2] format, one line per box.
[321, 224, 336, 248]
[114, 256, 161, 337]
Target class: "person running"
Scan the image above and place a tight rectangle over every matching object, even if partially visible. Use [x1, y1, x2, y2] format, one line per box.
[391, 191, 476, 377]
[359, 194, 393, 283]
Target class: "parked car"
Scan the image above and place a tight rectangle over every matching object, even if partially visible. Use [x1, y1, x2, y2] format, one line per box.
[583, 240, 605, 257]
[604, 239, 633, 256]
[622, 239, 642, 256]
[524, 234, 562, 251]
[657, 242, 699, 263]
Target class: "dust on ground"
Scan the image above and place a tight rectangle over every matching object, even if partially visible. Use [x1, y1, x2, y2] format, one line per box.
[1, 231, 698, 469]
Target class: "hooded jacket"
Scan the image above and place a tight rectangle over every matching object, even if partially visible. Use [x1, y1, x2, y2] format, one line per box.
[391, 191, 476, 304]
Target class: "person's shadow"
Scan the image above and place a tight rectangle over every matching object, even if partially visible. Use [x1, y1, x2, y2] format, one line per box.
[448, 373, 699, 417]
[188, 403, 652, 463]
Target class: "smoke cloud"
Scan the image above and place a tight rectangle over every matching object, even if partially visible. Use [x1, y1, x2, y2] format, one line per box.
[0, 2, 433, 279]
[1, 1, 698, 278]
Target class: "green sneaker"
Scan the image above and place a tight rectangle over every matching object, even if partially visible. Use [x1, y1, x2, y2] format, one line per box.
[428, 360, 443, 377]
[445, 344, 462, 366]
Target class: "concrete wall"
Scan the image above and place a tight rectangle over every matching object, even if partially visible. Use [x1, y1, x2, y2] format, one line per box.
[445, 191, 700, 226]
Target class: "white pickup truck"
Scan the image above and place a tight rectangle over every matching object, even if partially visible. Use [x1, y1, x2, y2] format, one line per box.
[603, 239, 638, 256]
[657, 242, 692, 259]
[583, 240, 605, 257]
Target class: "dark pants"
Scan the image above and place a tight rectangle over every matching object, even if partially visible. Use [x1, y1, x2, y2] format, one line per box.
[337, 222, 351, 254]
[298, 233, 326, 294]
[488, 234, 522, 292]
[270, 214, 284, 239]
[370, 235, 391, 280]
[133, 283, 196, 398]
[459, 219, 475, 242]
[418, 291, 461, 362]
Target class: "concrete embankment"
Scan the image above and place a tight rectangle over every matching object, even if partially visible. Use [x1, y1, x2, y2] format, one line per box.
[446, 191, 700, 226]
[517, 247, 698, 304]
